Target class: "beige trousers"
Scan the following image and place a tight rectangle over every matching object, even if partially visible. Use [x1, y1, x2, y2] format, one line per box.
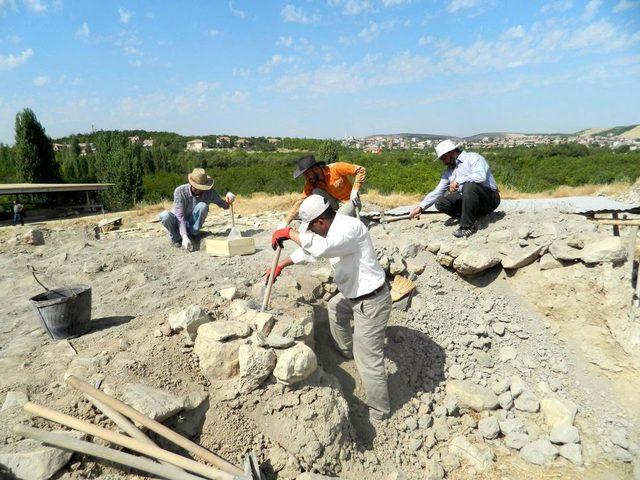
[327, 285, 392, 419]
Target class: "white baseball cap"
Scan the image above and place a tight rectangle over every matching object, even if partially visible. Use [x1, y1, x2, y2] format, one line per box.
[298, 194, 331, 233]
[435, 139, 461, 159]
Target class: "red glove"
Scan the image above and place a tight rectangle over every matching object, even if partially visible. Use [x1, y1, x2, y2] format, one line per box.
[271, 226, 292, 250]
[264, 262, 287, 284]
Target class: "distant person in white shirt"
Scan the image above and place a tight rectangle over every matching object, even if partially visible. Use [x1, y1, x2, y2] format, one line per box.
[409, 139, 500, 238]
[267, 194, 392, 421]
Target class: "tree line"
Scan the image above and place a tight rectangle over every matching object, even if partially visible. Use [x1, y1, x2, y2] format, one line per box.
[1, 109, 639, 211]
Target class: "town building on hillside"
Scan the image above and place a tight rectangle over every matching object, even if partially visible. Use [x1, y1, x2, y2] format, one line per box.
[267, 138, 280, 144]
[235, 138, 252, 148]
[142, 139, 154, 148]
[78, 143, 95, 155]
[53, 143, 70, 151]
[186, 139, 209, 151]
[128, 136, 141, 144]
[216, 136, 231, 146]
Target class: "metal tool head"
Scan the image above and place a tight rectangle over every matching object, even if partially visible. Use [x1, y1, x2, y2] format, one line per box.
[235, 451, 265, 480]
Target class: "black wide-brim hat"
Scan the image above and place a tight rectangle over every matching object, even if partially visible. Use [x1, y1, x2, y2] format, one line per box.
[293, 155, 325, 179]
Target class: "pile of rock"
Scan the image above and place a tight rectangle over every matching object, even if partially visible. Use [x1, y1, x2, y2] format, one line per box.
[422, 223, 627, 277]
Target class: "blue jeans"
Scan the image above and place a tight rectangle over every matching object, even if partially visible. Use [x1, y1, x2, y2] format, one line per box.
[13, 213, 24, 226]
[159, 202, 209, 243]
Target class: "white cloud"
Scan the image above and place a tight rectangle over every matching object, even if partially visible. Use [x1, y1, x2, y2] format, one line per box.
[613, 0, 638, 12]
[228, 0, 245, 18]
[233, 67, 251, 77]
[269, 54, 295, 66]
[359, 21, 379, 42]
[281, 4, 319, 24]
[502, 25, 525, 39]
[224, 91, 249, 103]
[328, 0, 373, 15]
[583, 0, 602, 18]
[418, 35, 433, 45]
[25, 0, 46, 13]
[185, 81, 220, 95]
[123, 46, 143, 57]
[447, 0, 481, 13]
[382, 0, 410, 6]
[33, 75, 49, 86]
[541, 0, 572, 13]
[208, 29, 221, 37]
[277, 36, 293, 47]
[75, 22, 89, 39]
[118, 7, 133, 24]
[0, 0, 18, 13]
[0, 48, 33, 70]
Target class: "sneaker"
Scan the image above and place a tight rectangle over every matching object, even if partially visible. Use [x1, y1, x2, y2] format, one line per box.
[453, 227, 475, 238]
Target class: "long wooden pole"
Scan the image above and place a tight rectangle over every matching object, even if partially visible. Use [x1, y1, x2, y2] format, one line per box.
[588, 219, 640, 227]
[261, 246, 281, 312]
[23, 402, 234, 480]
[13, 425, 204, 480]
[66, 376, 243, 476]
[84, 395, 179, 470]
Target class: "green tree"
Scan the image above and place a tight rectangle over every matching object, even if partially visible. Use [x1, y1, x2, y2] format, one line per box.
[14, 108, 59, 182]
[317, 140, 340, 163]
[97, 142, 144, 210]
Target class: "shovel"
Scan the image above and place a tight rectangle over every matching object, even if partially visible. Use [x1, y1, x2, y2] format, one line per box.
[227, 203, 241, 239]
[260, 245, 282, 312]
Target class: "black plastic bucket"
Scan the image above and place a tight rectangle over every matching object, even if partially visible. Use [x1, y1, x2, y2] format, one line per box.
[29, 285, 92, 340]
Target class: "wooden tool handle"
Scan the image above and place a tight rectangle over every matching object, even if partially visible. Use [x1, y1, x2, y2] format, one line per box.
[23, 401, 233, 480]
[261, 246, 282, 312]
[14, 425, 201, 480]
[84, 395, 179, 470]
[230, 203, 235, 228]
[65, 376, 243, 476]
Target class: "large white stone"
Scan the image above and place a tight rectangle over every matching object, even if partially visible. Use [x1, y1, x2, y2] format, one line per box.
[0, 432, 83, 480]
[449, 435, 495, 471]
[559, 443, 583, 465]
[1, 391, 28, 411]
[203, 320, 251, 342]
[446, 380, 499, 412]
[273, 343, 318, 386]
[238, 345, 277, 393]
[539, 253, 563, 270]
[540, 397, 578, 428]
[520, 439, 558, 466]
[194, 325, 242, 380]
[168, 305, 211, 341]
[453, 248, 501, 276]
[501, 245, 542, 270]
[549, 241, 581, 261]
[579, 237, 627, 264]
[120, 383, 185, 421]
[550, 424, 580, 445]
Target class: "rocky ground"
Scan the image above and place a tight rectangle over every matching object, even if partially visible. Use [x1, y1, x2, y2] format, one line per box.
[0, 197, 639, 480]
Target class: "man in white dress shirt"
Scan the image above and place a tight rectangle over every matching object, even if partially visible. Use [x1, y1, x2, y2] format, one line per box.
[268, 194, 392, 421]
[409, 139, 500, 238]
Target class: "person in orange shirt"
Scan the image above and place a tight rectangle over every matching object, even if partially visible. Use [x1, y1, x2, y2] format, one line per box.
[283, 155, 366, 225]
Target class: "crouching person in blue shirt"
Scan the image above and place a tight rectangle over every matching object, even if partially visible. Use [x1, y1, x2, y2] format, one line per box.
[159, 168, 235, 251]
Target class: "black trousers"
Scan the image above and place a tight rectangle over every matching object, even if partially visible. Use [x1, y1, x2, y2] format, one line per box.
[435, 183, 500, 229]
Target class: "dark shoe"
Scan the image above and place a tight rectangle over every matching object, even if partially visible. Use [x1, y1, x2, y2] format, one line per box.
[453, 227, 475, 238]
[170, 240, 181, 248]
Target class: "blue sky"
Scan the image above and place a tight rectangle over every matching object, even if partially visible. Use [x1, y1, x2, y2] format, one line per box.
[0, 0, 639, 143]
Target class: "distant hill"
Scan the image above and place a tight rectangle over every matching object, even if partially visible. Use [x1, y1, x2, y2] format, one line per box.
[370, 124, 640, 141]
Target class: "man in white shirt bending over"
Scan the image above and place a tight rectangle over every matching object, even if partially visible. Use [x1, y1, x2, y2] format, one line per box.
[267, 195, 392, 421]
[409, 139, 500, 238]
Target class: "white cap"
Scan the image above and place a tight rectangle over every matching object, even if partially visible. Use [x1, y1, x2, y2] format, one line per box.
[298, 194, 331, 233]
[435, 139, 461, 159]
